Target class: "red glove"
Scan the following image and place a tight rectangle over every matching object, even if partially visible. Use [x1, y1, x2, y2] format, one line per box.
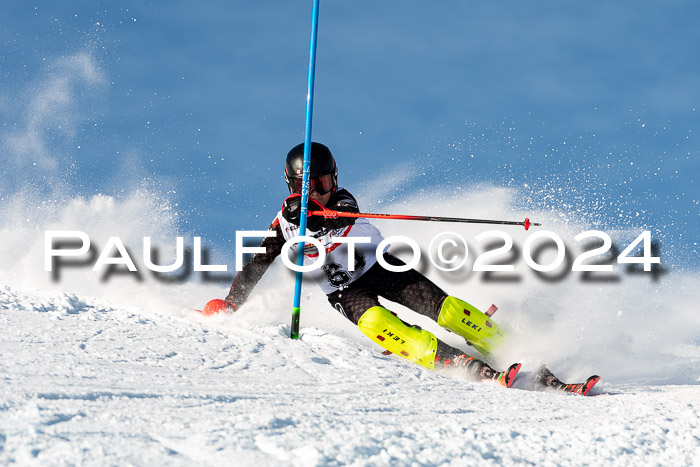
[281, 194, 326, 231]
[201, 299, 235, 316]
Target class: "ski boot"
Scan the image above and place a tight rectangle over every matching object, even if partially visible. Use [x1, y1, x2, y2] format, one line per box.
[436, 355, 521, 388]
[533, 366, 600, 396]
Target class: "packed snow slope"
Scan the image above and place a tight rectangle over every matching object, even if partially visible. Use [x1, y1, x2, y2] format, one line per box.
[1, 186, 699, 465]
[1, 284, 699, 466]
[0, 52, 697, 464]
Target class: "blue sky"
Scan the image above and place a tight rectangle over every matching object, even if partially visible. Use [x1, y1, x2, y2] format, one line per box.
[1, 1, 698, 268]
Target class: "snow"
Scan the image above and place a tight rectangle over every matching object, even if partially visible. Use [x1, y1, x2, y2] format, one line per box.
[1, 283, 699, 466]
[0, 184, 699, 465]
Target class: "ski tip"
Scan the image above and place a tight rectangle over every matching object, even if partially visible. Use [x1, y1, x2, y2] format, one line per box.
[524, 218, 530, 230]
[502, 363, 522, 388]
[580, 375, 601, 396]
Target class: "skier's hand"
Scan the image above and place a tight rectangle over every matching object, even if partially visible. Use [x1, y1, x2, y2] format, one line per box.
[282, 194, 325, 231]
[281, 194, 303, 224]
[201, 298, 235, 316]
[324, 190, 358, 229]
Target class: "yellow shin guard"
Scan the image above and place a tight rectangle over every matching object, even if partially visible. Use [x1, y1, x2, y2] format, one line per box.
[358, 306, 438, 370]
[437, 296, 505, 356]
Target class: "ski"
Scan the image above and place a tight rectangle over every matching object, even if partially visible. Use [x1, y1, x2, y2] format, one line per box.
[534, 366, 600, 396]
[437, 356, 522, 388]
[492, 362, 522, 388]
[558, 375, 600, 395]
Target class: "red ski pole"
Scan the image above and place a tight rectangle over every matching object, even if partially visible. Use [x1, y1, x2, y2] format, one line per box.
[309, 209, 540, 230]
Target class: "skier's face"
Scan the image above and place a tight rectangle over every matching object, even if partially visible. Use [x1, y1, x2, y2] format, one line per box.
[288, 173, 335, 197]
[288, 173, 334, 206]
[309, 189, 331, 206]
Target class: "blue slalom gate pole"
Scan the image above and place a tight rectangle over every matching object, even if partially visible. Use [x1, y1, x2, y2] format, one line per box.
[290, 0, 321, 339]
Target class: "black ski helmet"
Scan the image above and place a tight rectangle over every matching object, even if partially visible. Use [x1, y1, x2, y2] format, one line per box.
[284, 142, 338, 194]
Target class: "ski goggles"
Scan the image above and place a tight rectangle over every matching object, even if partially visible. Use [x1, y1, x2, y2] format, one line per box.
[287, 173, 335, 195]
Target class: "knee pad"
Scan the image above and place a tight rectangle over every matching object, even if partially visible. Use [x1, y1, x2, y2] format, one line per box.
[437, 296, 505, 356]
[358, 306, 438, 370]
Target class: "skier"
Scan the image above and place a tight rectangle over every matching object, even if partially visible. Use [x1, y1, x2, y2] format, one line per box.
[204, 142, 598, 393]
[201, 142, 519, 386]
